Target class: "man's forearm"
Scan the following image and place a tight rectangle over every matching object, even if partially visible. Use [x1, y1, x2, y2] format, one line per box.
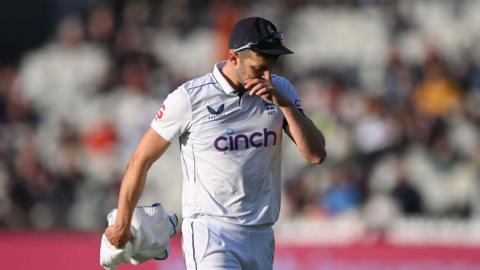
[280, 103, 326, 164]
[105, 128, 171, 248]
[112, 129, 171, 230]
[114, 158, 150, 230]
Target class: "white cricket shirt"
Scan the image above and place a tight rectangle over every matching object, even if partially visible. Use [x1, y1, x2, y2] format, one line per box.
[151, 62, 302, 226]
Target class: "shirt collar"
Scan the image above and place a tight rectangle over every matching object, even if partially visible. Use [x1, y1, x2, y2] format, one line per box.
[212, 61, 237, 95]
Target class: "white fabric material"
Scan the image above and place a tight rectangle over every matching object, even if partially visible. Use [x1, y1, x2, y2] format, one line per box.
[150, 62, 302, 226]
[182, 216, 275, 270]
[100, 204, 178, 270]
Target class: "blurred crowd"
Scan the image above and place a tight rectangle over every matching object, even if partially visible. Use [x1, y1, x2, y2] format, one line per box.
[1, 0, 480, 233]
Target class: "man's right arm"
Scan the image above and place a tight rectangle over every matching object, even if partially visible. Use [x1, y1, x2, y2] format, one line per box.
[105, 128, 171, 248]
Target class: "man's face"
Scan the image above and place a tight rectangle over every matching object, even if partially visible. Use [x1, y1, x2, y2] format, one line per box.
[234, 51, 278, 88]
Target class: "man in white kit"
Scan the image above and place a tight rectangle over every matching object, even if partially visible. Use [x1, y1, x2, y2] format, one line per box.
[105, 17, 327, 269]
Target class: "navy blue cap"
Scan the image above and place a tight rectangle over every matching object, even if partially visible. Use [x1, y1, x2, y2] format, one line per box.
[228, 17, 293, 56]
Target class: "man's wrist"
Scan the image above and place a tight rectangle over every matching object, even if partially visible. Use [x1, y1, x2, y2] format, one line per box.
[271, 89, 294, 108]
[277, 99, 295, 109]
[113, 221, 130, 231]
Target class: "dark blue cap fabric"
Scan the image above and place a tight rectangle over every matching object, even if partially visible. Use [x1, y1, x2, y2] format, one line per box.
[228, 17, 294, 56]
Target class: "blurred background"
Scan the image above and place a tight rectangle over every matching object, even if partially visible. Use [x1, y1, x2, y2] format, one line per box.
[1, 0, 480, 269]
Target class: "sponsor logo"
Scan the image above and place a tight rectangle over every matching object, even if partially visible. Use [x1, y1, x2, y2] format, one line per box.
[155, 104, 166, 120]
[207, 104, 224, 115]
[213, 128, 277, 152]
[263, 101, 276, 110]
[294, 99, 301, 108]
[207, 104, 225, 120]
[263, 101, 277, 115]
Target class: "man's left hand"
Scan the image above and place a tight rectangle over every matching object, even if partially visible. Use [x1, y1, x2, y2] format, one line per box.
[244, 78, 291, 107]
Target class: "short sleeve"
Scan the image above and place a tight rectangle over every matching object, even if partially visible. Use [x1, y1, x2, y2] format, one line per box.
[272, 75, 303, 110]
[150, 88, 191, 142]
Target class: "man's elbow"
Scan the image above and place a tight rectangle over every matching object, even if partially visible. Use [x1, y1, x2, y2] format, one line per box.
[307, 148, 327, 165]
[128, 151, 155, 170]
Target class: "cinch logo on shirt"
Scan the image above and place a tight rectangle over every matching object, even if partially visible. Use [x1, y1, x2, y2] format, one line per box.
[213, 128, 277, 151]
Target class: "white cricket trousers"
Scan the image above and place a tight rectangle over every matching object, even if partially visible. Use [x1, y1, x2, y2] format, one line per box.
[182, 216, 275, 270]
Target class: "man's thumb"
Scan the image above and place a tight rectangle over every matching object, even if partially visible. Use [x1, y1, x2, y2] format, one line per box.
[262, 70, 271, 82]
